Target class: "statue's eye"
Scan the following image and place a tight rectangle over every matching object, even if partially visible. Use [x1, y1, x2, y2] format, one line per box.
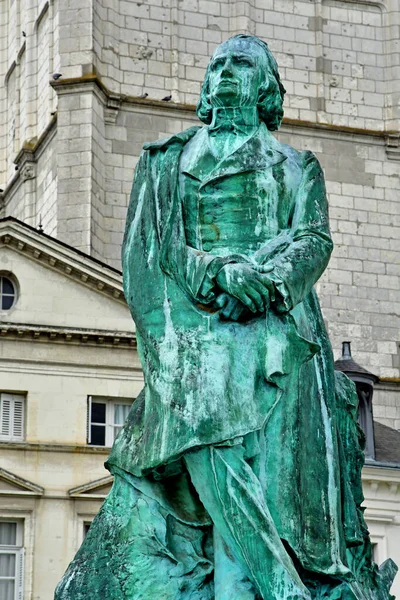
[236, 57, 252, 66]
[211, 59, 224, 71]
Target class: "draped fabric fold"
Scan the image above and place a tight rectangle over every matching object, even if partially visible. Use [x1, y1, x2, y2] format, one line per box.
[108, 125, 350, 576]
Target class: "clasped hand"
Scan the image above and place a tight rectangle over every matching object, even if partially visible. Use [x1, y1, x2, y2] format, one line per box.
[215, 263, 274, 321]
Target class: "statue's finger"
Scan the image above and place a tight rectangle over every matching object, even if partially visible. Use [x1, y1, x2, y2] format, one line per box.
[215, 293, 229, 309]
[231, 303, 245, 321]
[256, 275, 275, 298]
[220, 296, 237, 319]
[248, 279, 270, 308]
[236, 291, 257, 312]
[252, 264, 274, 273]
[245, 286, 264, 312]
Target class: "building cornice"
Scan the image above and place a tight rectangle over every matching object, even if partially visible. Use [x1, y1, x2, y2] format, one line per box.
[50, 74, 399, 153]
[361, 464, 400, 524]
[0, 322, 136, 348]
[2, 71, 397, 206]
[377, 378, 400, 386]
[0, 218, 127, 306]
[0, 441, 110, 454]
[363, 464, 400, 480]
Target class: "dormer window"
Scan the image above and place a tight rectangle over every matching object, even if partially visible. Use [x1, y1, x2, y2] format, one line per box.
[0, 276, 17, 310]
[335, 341, 378, 460]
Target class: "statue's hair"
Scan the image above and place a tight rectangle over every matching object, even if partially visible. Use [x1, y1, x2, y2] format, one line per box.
[196, 34, 286, 131]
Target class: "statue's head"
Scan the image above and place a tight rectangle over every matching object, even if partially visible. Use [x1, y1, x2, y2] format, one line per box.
[197, 35, 286, 131]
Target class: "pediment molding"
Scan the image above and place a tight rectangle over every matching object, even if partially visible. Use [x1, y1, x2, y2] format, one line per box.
[0, 467, 44, 497]
[0, 217, 126, 306]
[69, 476, 113, 499]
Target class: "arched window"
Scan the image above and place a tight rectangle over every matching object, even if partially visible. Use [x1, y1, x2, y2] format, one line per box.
[0, 276, 17, 310]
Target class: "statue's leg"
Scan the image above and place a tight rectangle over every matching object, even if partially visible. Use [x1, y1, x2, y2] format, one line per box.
[54, 472, 214, 600]
[214, 528, 259, 599]
[184, 444, 311, 600]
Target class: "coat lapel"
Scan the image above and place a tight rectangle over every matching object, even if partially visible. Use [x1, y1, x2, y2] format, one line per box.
[180, 128, 218, 181]
[199, 123, 287, 189]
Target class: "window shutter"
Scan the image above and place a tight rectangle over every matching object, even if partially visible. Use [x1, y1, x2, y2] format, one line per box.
[17, 548, 24, 600]
[87, 396, 92, 444]
[0, 395, 11, 436]
[12, 398, 24, 439]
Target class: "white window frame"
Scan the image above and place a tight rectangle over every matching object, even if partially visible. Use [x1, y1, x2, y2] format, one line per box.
[0, 394, 25, 442]
[87, 396, 132, 447]
[0, 520, 24, 600]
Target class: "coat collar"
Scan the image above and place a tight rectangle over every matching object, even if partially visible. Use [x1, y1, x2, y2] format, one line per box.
[143, 126, 201, 151]
[182, 123, 287, 189]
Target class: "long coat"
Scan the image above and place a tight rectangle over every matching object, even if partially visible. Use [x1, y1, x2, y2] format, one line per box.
[107, 123, 358, 576]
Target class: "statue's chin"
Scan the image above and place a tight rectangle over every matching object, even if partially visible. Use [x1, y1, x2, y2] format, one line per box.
[211, 87, 241, 106]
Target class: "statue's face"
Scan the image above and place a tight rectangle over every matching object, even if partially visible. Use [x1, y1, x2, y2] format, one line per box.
[208, 39, 266, 108]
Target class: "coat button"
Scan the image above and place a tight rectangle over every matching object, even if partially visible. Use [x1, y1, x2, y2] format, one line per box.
[203, 242, 213, 251]
[203, 214, 213, 224]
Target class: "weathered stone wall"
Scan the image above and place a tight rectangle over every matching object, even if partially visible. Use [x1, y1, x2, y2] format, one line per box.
[87, 0, 398, 129]
[374, 383, 400, 430]
[2, 0, 399, 190]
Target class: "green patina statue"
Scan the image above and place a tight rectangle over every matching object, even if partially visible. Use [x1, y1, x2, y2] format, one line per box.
[55, 35, 397, 600]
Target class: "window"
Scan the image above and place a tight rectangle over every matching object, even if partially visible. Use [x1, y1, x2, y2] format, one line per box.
[0, 394, 25, 442]
[87, 397, 132, 447]
[0, 521, 24, 600]
[83, 522, 92, 538]
[371, 543, 378, 563]
[0, 276, 16, 311]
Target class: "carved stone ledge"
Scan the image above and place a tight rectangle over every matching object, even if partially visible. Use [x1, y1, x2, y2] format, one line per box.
[105, 93, 121, 124]
[21, 162, 36, 181]
[1, 116, 57, 203]
[385, 133, 400, 161]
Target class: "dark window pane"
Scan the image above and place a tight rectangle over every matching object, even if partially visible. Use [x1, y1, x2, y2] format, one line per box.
[2, 278, 14, 295]
[90, 425, 105, 446]
[91, 402, 106, 423]
[2, 295, 14, 310]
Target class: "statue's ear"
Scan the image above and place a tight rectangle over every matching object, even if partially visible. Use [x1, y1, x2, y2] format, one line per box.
[257, 79, 284, 132]
[256, 83, 270, 121]
[257, 83, 271, 107]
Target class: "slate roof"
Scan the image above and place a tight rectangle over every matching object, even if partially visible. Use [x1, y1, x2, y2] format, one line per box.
[334, 357, 379, 382]
[334, 341, 379, 383]
[373, 421, 400, 465]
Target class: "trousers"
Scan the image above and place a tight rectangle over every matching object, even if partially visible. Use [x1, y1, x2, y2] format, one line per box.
[184, 444, 311, 600]
[54, 442, 313, 600]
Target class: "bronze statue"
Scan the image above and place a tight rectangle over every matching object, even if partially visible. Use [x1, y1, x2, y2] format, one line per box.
[55, 35, 397, 600]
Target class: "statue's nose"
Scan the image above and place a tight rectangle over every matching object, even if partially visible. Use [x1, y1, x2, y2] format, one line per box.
[221, 58, 233, 76]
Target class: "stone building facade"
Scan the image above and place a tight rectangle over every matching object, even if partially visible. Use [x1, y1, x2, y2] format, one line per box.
[0, 0, 399, 598]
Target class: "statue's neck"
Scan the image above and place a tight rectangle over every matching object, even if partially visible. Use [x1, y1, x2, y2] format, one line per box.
[209, 106, 260, 134]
